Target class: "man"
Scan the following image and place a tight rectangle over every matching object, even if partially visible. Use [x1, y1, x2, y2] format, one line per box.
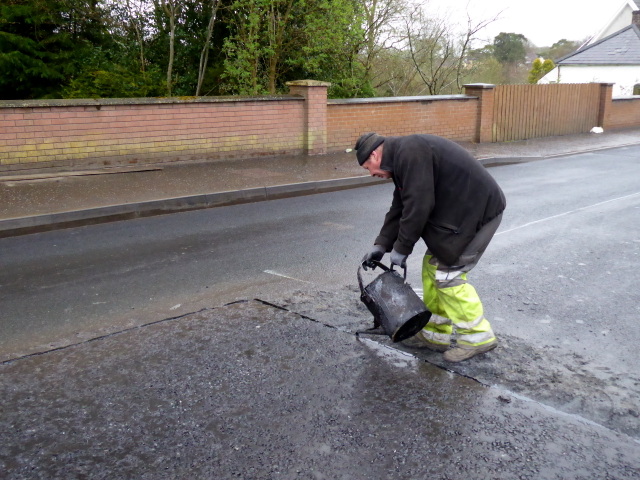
[356, 132, 506, 362]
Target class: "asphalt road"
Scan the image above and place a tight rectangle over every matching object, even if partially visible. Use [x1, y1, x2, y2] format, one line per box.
[485, 146, 640, 369]
[5, 300, 640, 479]
[0, 180, 389, 359]
[2, 145, 640, 406]
[2, 145, 639, 364]
[2, 145, 640, 477]
[1, 146, 639, 360]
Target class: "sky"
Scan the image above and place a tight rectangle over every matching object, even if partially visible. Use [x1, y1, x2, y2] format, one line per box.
[427, 0, 626, 47]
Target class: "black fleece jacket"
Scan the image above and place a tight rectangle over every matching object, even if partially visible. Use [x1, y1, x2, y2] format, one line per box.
[374, 134, 506, 266]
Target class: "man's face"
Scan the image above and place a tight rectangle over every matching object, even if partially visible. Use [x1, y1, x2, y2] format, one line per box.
[362, 148, 392, 179]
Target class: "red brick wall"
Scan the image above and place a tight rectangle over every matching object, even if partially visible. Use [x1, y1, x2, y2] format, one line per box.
[0, 93, 479, 172]
[327, 96, 477, 151]
[0, 97, 305, 171]
[3, 82, 640, 173]
[607, 97, 640, 129]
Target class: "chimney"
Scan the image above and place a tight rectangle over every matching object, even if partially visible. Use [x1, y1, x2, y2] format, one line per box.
[633, 10, 640, 27]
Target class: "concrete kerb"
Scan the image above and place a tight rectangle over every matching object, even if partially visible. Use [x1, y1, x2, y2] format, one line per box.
[0, 176, 386, 238]
[478, 156, 544, 167]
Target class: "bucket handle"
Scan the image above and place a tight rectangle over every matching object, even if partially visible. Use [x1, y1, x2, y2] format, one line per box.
[358, 261, 407, 294]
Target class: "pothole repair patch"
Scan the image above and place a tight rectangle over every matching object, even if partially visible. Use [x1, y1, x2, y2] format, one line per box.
[2, 299, 639, 479]
[266, 286, 640, 440]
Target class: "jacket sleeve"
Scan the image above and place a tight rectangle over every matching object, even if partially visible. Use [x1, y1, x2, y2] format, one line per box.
[391, 144, 435, 255]
[374, 186, 403, 251]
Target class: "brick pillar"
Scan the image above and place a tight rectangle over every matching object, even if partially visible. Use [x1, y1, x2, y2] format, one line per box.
[286, 80, 331, 155]
[464, 83, 496, 143]
[597, 83, 614, 129]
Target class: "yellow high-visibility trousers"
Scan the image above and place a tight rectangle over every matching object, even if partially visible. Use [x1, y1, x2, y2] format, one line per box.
[421, 254, 495, 347]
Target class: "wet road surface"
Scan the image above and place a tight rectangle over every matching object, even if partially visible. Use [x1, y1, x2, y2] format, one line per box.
[2, 145, 640, 476]
[2, 300, 639, 479]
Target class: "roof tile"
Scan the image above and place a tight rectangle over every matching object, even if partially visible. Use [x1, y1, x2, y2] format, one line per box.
[559, 25, 640, 64]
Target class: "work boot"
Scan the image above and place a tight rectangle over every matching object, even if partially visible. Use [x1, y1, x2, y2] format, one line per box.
[442, 339, 498, 363]
[403, 330, 449, 352]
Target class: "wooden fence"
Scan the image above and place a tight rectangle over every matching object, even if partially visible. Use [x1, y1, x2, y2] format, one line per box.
[492, 83, 602, 142]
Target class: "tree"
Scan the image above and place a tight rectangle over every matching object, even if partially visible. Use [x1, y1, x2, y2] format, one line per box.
[63, 64, 164, 98]
[463, 55, 504, 85]
[401, 6, 499, 95]
[527, 57, 554, 84]
[221, 0, 265, 94]
[144, 0, 216, 97]
[493, 32, 527, 65]
[297, 0, 368, 97]
[196, 0, 220, 95]
[372, 48, 420, 96]
[221, 0, 366, 96]
[122, 0, 150, 73]
[357, 0, 406, 90]
[264, 0, 295, 94]
[4, 0, 516, 100]
[493, 32, 529, 83]
[61, 0, 167, 99]
[160, 0, 181, 96]
[537, 39, 580, 62]
[453, 10, 501, 91]
[404, 13, 457, 95]
[0, 0, 112, 99]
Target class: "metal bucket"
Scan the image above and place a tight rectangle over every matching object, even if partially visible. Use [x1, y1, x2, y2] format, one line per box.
[357, 261, 432, 342]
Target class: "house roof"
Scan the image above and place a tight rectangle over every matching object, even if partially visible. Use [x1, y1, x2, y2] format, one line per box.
[559, 24, 640, 65]
[584, 0, 640, 47]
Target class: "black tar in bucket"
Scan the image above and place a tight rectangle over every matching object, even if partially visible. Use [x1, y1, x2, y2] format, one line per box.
[357, 261, 432, 342]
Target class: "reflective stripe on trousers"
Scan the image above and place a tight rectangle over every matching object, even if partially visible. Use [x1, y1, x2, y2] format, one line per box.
[421, 254, 495, 346]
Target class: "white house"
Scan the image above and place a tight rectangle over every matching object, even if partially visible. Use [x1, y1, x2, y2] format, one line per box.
[584, 0, 640, 47]
[538, 2, 640, 96]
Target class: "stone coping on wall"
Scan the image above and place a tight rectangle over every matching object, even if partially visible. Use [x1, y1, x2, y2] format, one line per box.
[1, 93, 476, 109]
[0, 95, 303, 109]
[328, 94, 472, 105]
[286, 80, 332, 87]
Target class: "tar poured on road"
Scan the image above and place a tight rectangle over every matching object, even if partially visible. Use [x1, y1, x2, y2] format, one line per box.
[2, 297, 639, 479]
[276, 287, 640, 440]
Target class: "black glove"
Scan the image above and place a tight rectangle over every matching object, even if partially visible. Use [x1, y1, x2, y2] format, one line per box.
[362, 245, 386, 269]
[390, 249, 407, 269]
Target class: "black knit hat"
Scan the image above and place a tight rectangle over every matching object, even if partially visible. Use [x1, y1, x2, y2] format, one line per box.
[354, 132, 385, 165]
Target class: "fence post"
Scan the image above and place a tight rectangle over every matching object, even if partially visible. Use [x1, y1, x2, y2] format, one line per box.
[286, 80, 331, 155]
[597, 83, 614, 129]
[464, 83, 495, 143]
